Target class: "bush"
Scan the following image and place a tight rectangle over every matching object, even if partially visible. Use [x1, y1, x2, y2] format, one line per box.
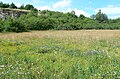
[0, 20, 4, 32]
[4, 19, 28, 33]
[0, 9, 120, 33]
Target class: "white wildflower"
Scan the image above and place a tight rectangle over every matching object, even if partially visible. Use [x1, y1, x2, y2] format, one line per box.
[37, 71, 40, 74]
[0, 65, 5, 68]
[117, 76, 120, 79]
[18, 72, 24, 75]
[27, 72, 30, 74]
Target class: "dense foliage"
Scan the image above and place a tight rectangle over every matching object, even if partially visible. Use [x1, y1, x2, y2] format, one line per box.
[0, 2, 120, 32]
[0, 2, 35, 10]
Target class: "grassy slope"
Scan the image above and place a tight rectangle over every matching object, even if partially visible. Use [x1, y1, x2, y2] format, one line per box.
[0, 30, 120, 79]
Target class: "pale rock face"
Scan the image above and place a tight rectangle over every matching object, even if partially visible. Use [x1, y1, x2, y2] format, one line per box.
[0, 8, 30, 19]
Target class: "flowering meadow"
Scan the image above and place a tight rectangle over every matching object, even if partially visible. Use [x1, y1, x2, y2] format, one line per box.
[0, 30, 120, 79]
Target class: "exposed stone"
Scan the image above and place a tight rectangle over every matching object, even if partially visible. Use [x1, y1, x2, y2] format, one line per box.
[0, 8, 30, 19]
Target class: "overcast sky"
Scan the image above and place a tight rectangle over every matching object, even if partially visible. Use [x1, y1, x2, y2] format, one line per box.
[1, 0, 120, 19]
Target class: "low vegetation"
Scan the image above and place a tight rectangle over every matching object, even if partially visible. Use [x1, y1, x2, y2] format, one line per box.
[0, 2, 120, 33]
[0, 1, 120, 79]
[0, 30, 120, 79]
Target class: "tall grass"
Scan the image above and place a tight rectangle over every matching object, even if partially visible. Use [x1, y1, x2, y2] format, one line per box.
[0, 30, 120, 79]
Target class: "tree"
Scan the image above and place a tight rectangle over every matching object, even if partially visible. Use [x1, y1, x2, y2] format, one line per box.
[95, 10, 108, 23]
[9, 3, 17, 9]
[19, 4, 24, 9]
[25, 4, 34, 10]
[102, 13, 108, 23]
[4, 3, 9, 8]
[0, 2, 9, 8]
[71, 10, 75, 15]
[90, 14, 96, 20]
[79, 14, 86, 20]
[0, 19, 4, 32]
[0, 2, 4, 8]
[31, 8, 38, 14]
[96, 10, 102, 22]
[5, 18, 28, 33]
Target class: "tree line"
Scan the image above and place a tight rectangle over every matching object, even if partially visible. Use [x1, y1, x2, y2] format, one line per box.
[0, 2, 36, 10]
[0, 2, 120, 33]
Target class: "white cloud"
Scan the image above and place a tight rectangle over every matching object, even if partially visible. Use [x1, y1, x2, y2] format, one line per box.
[36, 6, 52, 10]
[74, 9, 90, 17]
[36, 6, 90, 17]
[95, 5, 120, 19]
[95, 5, 120, 15]
[36, 0, 71, 11]
[65, 8, 90, 17]
[52, 0, 71, 9]
[16, 3, 22, 7]
[36, 0, 90, 17]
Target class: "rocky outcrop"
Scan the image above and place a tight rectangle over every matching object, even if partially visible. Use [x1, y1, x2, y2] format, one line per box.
[0, 8, 30, 19]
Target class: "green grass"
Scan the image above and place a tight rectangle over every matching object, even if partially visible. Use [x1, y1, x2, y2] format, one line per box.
[0, 30, 120, 79]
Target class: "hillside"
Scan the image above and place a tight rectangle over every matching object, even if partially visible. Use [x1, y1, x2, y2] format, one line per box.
[0, 8, 30, 19]
[0, 2, 120, 33]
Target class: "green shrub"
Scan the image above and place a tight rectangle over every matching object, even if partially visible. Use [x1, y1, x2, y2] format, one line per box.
[4, 19, 28, 33]
[0, 22, 4, 32]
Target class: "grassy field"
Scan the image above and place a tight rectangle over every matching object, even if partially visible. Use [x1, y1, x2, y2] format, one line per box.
[0, 30, 120, 79]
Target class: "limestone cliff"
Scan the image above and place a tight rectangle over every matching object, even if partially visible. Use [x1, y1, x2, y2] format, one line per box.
[0, 8, 30, 19]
